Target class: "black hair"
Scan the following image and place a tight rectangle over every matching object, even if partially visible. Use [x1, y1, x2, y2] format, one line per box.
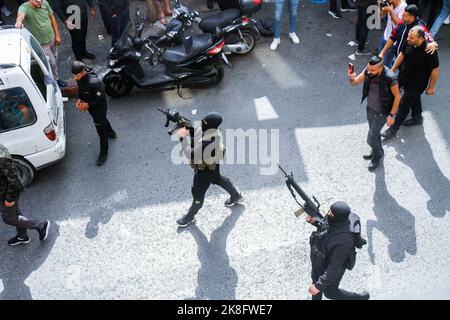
[368, 55, 383, 66]
[71, 61, 86, 75]
[410, 25, 426, 39]
[405, 4, 418, 18]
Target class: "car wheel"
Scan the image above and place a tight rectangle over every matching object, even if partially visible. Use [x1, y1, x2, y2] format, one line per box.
[12, 158, 35, 187]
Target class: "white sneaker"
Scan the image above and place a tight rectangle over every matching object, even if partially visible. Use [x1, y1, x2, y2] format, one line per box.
[444, 15, 450, 25]
[270, 38, 281, 51]
[289, 32, 300, 44]
[1, 6, 12, 17]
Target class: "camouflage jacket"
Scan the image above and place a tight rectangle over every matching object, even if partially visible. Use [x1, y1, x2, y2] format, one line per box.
[0, 158, 24, 202]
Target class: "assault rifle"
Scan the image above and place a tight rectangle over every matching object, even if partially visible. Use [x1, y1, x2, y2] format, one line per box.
[157, 107, 193, 135]
[278, 164, 325, 226]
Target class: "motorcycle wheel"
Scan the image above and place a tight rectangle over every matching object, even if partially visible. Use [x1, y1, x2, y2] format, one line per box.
[234, 30, 256, 56]
[104, 73, 134, 98]
[209, 66, 224, 86]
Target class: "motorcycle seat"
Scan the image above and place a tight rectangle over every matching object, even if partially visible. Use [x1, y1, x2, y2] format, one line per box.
[162, 34, 214, 64]
[198, 9, 241, 33]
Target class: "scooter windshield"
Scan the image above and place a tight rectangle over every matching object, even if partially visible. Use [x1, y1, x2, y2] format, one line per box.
[116, 22, 133, 49]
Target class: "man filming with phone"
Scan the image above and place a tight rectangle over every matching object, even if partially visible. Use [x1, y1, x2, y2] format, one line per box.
[348, 56, 401, 171]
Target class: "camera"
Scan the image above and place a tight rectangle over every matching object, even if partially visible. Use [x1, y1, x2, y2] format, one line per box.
[380, 0, 389, 7]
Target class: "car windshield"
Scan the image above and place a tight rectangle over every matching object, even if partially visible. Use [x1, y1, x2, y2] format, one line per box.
[0, 87, 37, 132]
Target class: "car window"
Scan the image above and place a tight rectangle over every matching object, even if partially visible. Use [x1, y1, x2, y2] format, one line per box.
[0, 87, 37, 132]
[29, 35, 50, 72]
[30, 54, 47, 102]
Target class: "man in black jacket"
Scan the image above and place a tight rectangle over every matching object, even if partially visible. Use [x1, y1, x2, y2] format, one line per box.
[382, 25, 439, 139]
[71, 61, 117, 166]
[175, 112, 243, 227]
[50, 0, 97, 61]
[0, 144, 50, 246]
[105, 0, 129, 47]
[307, 201, 370, 300]
[349, 56, 401, 171]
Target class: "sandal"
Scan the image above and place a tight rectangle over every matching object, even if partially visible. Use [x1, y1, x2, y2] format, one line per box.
[158, 15, 168, 25]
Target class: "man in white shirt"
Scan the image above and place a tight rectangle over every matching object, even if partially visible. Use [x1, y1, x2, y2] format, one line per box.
[379, 0, 407, 67]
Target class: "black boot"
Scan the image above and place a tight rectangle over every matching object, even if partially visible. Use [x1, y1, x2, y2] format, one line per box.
[96, 153, 108, 166]
[368, 150, 384, 171]
[83, 51, 96, 60]
[108, 131, 117, 139]
[363, 150, 373, 160]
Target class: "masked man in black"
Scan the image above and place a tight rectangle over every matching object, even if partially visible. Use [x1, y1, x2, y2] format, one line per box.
[307, 201, 370, 300]
[175, 112, 243, 227]
[71, 61, 116, 166]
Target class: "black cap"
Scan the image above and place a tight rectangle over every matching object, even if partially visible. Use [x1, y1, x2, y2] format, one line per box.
[405, 4, 418, 18]
[330, 201, 351, 222]
[71, 61, 86, 75]
[202, 112, 223, 130]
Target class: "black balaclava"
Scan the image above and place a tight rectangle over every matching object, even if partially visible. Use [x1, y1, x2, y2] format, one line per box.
[328, 201, 351, 223]
[71, 61, 86, 75]
[202, 112, 223, 132]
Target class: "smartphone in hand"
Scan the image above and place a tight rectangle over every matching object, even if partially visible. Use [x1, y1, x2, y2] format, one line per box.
[348, 62, 355, 74]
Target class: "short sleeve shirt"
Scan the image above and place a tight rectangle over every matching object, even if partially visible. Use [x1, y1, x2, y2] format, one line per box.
[19, 1, 55, 45]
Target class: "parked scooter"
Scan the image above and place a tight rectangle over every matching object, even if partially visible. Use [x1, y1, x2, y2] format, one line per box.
[103, 10, 227, 98]
[147, 0, 262, 57]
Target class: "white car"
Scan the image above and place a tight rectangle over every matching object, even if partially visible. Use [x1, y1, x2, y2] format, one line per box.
[0, 26, 66, 186]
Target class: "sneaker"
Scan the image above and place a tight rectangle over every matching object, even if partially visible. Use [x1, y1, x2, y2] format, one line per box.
[225, 193, 244, 207]
[8, 236, 31, 246]
[444, 15, 450, 25]
[176, 214, 196, 228]
[348, 40, 369, 47]
[403, 118, 423, 126]
[56, 80, 67, 88]
[289, 32, 300, 44]
[96, 153, 108, 166]
[341, 2, 357, 12]
[363, 150, 373, 160]
[1, 6, 12, 17]
[356, 49, 372, 56]
[38, 220, 50, 241]
[270, 38, 281, 51]
[108, 131, 117, 139]
[328, 10, 341, 19]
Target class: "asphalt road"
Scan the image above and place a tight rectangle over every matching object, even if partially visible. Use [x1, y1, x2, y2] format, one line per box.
[0, 0, 449, 299]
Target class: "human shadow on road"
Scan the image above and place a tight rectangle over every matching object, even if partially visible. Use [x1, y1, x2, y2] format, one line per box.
[0, 223, 60, 299]
[367, 165, 417, 264]
[389, 126, 450, 218]
[179, 204, 245, 300]
[84, 190, 129, 239]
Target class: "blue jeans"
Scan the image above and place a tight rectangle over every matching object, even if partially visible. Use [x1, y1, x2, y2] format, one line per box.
[379, 37, 396, 68]
[430, 0, 450, 37]
[273, 0, 300, 38]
